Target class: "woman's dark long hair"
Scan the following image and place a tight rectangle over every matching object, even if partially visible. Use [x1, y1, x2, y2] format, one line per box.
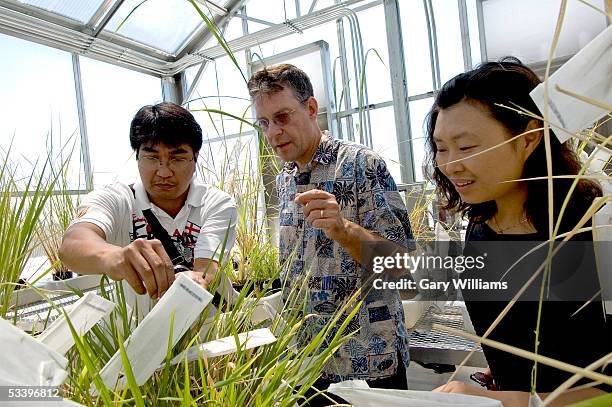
[424, 57, 602, 234]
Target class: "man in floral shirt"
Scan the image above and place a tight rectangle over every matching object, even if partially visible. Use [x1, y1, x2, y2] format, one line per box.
[248, 64, 415, 398]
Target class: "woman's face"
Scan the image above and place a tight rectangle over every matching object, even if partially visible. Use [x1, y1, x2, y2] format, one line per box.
[433, 101, 530, 204]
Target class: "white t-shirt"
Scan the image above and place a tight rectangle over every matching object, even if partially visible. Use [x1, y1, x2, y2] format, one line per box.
[74, 180, 237, 264]
[72, 179, 237, 317]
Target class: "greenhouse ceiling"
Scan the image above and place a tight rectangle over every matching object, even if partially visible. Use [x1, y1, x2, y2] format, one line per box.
[0, 0, 371, 76]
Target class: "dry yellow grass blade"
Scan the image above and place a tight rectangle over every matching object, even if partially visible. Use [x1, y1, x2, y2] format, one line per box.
[434, 324, 612, 386]
[555, 85, 612, 113]
[578, 0, 612, 20]
[578, 0, 612, 17]
[501, 175, 611, 183]
[543, 353, 612, 405]
[433, 128, 541, 169]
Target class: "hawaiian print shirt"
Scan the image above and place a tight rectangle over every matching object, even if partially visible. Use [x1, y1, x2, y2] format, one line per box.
[277, 132, 415, 381]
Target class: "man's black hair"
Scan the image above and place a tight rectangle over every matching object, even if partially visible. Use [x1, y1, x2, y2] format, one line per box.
[130, 102, 203, 158]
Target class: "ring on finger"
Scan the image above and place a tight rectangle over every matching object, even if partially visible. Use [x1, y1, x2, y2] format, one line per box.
[320, 209, 324, 218]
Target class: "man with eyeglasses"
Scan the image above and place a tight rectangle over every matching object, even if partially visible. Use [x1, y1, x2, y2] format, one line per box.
[248, 64, 415, 403]
[60, 102, 237, 313]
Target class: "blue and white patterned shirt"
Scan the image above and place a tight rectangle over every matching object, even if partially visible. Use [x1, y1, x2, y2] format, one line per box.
[277, 132, 415, 381]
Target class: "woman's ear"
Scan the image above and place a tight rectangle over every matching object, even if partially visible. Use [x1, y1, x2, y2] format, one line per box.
[522, 119, 543, 159]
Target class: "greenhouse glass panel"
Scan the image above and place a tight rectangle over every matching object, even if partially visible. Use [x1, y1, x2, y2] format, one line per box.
[79, 56, 162, 188]
[104, 0, 216, 54]
[246, 0, 297, 24]
[409, 97, 435, 183]
[19, 0, 105, 23]
[189, 54, 251, 139]
[300, 0, 335, 13]
[246, 19, 340, 67]
[432, 0, 465, 84]
[222, 13, 245, 41]
[342, 4, 392, 108]
[0, 33, 83, 190]
[481, 0, 608, 63]
[198, 132, 257, 188]
[369, 106, 402, 184]
[466, 0, 482, 67]
[399, 0, 434, 96]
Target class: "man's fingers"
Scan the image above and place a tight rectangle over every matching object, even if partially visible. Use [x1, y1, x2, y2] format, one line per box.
[140, 243, 172, 297]
[310, 218, 336, 230]
[126, 242, 159, 298]
[295, 189, 332, 204]
[148, 240, 175, 296]
[122, 263, 147, 295]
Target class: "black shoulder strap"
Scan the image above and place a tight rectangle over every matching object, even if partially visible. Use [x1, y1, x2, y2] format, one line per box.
[128, 184, 223, 307]
[129, 184, 187, 267]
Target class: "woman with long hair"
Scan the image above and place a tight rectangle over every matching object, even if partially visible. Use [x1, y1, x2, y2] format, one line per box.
[425, 58, 610, 406]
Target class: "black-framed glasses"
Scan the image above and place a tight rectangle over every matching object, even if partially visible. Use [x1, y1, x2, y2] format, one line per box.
[139, 156, 194, 170]
[254, 108, 298, 133]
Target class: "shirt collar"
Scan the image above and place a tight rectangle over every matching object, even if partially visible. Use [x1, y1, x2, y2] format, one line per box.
[134, 177, 202, 213]
[283, 130, 334, 173]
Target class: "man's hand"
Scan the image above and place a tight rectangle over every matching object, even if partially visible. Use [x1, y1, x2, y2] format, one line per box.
[295, 190, 348, 242]
[193, 258, 219, 290]
[101, 238, 175, 299]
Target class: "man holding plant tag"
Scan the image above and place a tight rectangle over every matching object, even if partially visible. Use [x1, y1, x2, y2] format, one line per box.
[248, 64, 416, 401]
[60, 103, 237, 307]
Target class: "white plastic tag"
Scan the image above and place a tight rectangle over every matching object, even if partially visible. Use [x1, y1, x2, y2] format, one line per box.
[167, 328, 277, 366]
[97, 273, 212, 389]
[38, 292, 115, 355]
[0, 318, 68, 386]
[528, 393, 545, 407]
[530, 25, 612, 142]
[327, 380, 502, 407]
[593, 201, 612, 314]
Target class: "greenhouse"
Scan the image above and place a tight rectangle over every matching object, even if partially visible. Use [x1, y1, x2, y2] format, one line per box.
[0, 0, 611, 405]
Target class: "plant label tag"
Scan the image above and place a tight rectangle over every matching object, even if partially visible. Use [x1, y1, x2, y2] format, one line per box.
[0, 318, 68, 386]
[97, 274, 212, 389]
[530, 25, 612, 142]
[328, 380, 503, 406]
[593, 201, 612, 314]
[167, 328, 277, 366]
[38, 292, 115, 355]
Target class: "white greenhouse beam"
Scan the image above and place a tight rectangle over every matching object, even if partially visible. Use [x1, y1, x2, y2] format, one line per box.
[194, 0, 229, 16]
[89, 0, 126, 37]
[384, 0, 415, 183]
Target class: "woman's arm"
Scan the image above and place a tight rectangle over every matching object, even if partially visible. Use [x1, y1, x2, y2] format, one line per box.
[434, 380, 605, 407]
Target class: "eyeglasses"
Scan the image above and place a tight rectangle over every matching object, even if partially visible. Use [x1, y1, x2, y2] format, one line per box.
[254, 108, 298, 133]
[139, 156, 194, 171]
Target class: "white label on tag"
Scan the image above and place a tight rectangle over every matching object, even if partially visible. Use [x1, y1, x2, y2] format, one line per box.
[38, 292, 115, 355]
[97, 274, 212, 389]
[168, 328, 277, 366]
[0, 318, 68, 386]
[530, 25, 612, 142]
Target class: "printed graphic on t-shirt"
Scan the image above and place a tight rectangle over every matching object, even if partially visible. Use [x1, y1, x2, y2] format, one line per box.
[130, 214, 201, 267]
